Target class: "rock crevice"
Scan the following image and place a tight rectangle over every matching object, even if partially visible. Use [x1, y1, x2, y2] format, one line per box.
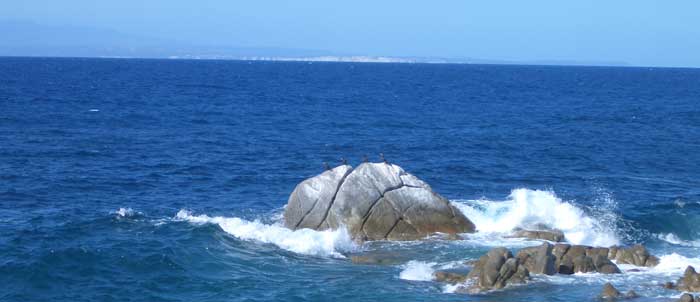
[284, 162, 475, 241]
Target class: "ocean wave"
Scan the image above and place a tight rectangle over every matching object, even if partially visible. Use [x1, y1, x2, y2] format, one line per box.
[453, 188, 620, 247]
[657, 233, 700, 247]
[174, 210, 357, 258]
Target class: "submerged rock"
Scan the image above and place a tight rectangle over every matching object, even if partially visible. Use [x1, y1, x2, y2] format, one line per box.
[283, 163, 475, 241]
[433, 271, 468, 284]
[349, 252, 406, 265]
[508, 228, 565, 242]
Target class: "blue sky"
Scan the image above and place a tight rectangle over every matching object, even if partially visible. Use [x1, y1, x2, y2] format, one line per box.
[3, 0, 700, 67]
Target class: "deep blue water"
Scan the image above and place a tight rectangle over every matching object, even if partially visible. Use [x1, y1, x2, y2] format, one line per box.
[1, 57, 700, 301]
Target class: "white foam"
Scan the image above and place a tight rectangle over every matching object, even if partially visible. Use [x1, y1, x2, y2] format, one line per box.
[453, 188, 620, 247]
[441, 283, 464, 293]
[174, 210, 357, 258]
[114, 207, 136, 217]
[654, 253, 700, 272]
[399, 261, 436, 281]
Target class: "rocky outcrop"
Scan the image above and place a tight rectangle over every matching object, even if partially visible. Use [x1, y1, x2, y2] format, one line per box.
[680, 293, 699, 302]
[517, 243, 621, 275]
[433, 243, 664, 294]
[677, 266, 700, 292]
[508, 228, 565, 242]
[609, 245, 660, 267]
[458, 247, 530, 292]
[283, 163, 475, 241]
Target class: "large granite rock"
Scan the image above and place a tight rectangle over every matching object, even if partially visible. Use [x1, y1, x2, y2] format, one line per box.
[283, 163, 475, 241]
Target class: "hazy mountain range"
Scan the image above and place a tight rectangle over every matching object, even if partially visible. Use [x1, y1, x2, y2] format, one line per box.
[0, 20, 628, 66]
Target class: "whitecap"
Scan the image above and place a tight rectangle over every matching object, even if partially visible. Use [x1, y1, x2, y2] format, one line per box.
[113, 207, 136, 217]
[657, 233, 700, 247]
[174, 210, 357, 258]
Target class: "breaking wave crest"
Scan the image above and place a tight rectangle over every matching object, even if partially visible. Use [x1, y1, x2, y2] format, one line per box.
[453, 188, 620, 247]
[657, 233, 700, 247]
[175, 210, 357, 258]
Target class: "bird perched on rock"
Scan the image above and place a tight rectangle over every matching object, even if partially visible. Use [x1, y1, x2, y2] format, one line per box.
[323, 162, 330, 170]
[379, 153, 388, 163]
[362, 155, 369, 163]
[340, 157, 348, 165]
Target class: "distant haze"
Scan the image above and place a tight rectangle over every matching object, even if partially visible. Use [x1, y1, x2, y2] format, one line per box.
[2, 0, 700, 67]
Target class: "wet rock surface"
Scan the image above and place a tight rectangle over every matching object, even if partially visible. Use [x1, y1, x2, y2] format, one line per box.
[680, 293, 700, 302]
[677, 266, 700, 292]
[609, 244, 660, 267]
[600, 283, 621, 299]
[283, 163, 475, 241]
[519, 243, 621, 275]
[460, 247, 530, 293]
[600, 283, 639, 300]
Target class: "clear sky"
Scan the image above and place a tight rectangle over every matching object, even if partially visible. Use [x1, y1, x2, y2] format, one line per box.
[3, 0, 700, 67]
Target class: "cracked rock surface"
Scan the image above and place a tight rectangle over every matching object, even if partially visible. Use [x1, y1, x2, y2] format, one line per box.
[283, 162, 475, 241]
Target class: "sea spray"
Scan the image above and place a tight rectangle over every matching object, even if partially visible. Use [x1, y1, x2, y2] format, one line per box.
[453, 188, 620, 247]
[175, 210, 358, 258]
[399, 261, 436, 281]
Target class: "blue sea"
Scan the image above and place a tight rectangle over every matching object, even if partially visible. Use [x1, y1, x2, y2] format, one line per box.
[1, 57, 700, 301]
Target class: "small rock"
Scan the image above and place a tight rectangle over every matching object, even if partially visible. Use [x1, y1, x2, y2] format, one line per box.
[601, 283, 621, 299]
[662, 281, 675, 289]
[433, 271, 467, 284]
[679, 293, 694, 302]
[625, 290, 639, 298]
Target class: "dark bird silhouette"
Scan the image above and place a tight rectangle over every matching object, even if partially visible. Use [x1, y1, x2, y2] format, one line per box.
[379, 153, 387, 163]
[340, 157, 348, 165]
[323, 162, 330, 170]
[362, 155, 369, 163]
